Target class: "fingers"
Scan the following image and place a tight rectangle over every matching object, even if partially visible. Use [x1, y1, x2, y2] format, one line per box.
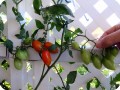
[98, 24, 120, 41]
[96, 30, 120, 48]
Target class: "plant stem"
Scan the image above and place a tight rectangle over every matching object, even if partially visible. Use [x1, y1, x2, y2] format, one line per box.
[54, 66, 66, 89]
[34, 51, 63, 90]
[34, 22, 67, 90]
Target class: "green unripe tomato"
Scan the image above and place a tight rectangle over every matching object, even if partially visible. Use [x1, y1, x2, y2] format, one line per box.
[71, 41, 80, 50]
[102, 57, 116, 70]
[80, 49, 91, 65]
[92, 55, 102, 69]
[110, 46, 119, 57]
[16, 49, 29, 60]
[23, 38, 32, 45]
[14, 58, 23, 70]
[105, 53, 115, 61]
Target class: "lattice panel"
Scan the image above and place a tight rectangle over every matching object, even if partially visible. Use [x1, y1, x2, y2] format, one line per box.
[6, 0, 120, 90]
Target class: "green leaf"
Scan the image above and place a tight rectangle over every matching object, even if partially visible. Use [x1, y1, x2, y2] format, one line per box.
[64, 30, 72, 42]
[4, 39, 13, 54]
[54, 86, 64, 90]
[77, 65, 89, 75]
[52, 63, 64, 74]
[71, 28, 83, 37]
[49, 44, 57, 51]
[68, 62, 75, 64]
[35, 19, 45, 29]
[1, 80, 11, 90]
[86, 77, 101, 90]
[42, 4, 74, 17]
[110, 73, 120, 85]
[67, 71, 77, 84]
[27, 83, 33, 90]
[26, 31, 29, 38]
[0, 17, 4, 31]
[16, 12, 24, 21]
[31, 29, 39, 38]
[66, 84, 70, 90]
[50, 22, 55, 30]
[33, 0, 42, 14]
[1, 60, 10, 70]
[2, 1, 6, 7]
[0, 38, 4, 43]
[68, 50, 73, 58]
[86, 80, 91, 90]
[12, 7, 18, 15]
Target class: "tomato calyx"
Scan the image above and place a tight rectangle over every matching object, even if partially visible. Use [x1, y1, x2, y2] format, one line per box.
[44, 42, 59, 54]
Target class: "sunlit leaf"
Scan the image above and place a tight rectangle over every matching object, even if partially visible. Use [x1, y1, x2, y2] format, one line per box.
[77, 64, 89, 75]
[27, 83, 33, 90]
[52, 63, 64, 74]
[1, 80, 11, 90]
[1, 60, 10, 70]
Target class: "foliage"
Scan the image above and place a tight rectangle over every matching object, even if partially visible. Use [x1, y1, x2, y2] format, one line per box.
[0, 0, 119, 90]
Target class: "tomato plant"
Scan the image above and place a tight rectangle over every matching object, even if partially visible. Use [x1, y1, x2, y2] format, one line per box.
[1, 0, 119, 90]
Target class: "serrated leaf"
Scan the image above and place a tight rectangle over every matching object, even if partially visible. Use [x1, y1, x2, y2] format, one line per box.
[42, 4, 74, 17]
[35, 20, 45, 29]
[68, 50, 73, 58]
[31, 29, 39, 38]
[4, 39, 13, 54]
[0, 17, 4, 31]
[67, 71, 77, 84]
[33, 0, 42, 14]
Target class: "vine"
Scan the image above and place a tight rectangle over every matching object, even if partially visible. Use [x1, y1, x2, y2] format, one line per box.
[0, 0, 120, 90]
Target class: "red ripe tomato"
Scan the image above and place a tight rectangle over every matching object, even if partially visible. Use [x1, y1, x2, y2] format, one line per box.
[44, 42, 52, 49]
[44, 42, 58, 54]
[41, 50, 52, 66]
[32, 40, 42, 53]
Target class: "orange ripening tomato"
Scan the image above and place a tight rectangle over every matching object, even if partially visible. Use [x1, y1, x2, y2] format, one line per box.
[41, 50, 52, 66]
[44, 42, 58, 54]
[44, 42, 52, 49]
[32, 40, 42, 53]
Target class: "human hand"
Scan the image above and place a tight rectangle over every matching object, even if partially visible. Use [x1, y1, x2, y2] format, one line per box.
[96, 24, 120, 48]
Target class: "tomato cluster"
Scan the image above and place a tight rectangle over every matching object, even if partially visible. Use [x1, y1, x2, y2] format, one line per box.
[79, 46, 119, 70]
[32, 40, 59, 66]
[14, 48, 29, 70]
